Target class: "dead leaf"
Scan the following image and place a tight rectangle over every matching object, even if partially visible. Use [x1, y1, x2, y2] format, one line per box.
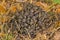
[0, 5, 6, 15]
[0, 33, 5, 37]
[10, 6, 17, 13]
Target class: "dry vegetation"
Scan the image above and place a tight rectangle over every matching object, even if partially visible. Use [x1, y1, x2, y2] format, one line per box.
[0, 0, 60, 40]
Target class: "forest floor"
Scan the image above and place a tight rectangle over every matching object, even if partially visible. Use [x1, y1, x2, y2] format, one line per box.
[0, 0, 60, 40]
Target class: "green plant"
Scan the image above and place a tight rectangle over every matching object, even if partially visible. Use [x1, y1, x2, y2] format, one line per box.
[2, 33, 14, 40]
[53, 0, 60, 4]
